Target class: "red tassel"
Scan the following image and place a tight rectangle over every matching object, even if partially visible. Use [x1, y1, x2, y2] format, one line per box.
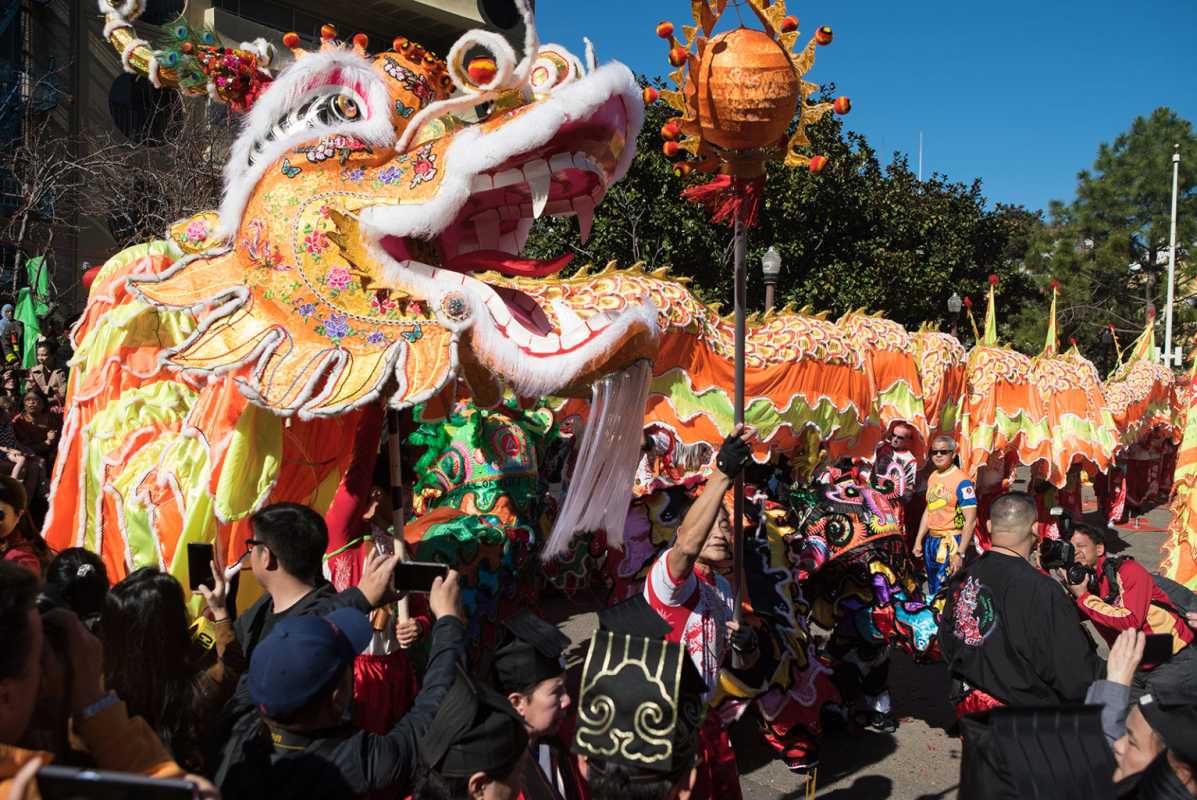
[680, 174, 766, 228]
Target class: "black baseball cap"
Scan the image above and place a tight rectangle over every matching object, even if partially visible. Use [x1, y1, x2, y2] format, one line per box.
[1138, 690, 1197, 765]
[248, 608, 373, 719]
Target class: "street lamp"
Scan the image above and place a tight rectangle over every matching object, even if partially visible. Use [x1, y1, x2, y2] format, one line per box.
[947, 292, 962, 338]
[761, 246, 782, 312]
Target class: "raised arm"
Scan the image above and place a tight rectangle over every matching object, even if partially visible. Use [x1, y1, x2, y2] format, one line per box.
[666, 425, 753, 581]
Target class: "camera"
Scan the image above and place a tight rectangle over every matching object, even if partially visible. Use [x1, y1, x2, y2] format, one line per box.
[1041, 508, 1091, 585]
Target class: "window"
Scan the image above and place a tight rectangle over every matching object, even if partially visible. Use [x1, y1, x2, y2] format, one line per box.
[108, 74, 180, 146]
[139, 0, 186, 25]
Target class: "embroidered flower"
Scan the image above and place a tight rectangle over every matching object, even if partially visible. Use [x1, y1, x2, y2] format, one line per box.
[378, 166, 404, 185]
[323, 313, 349, 340]
[366, 331, 388, 345]
[184, 219, 209, 242]
[341, 167, 365, 183]
[409, 144, 438, 188]
[303, 230, 329, 256]
[297, 302, 316, 320]
[324, 267, 351, 290]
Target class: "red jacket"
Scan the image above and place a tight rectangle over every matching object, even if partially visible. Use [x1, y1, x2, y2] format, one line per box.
[1076, 556, 1194, 666]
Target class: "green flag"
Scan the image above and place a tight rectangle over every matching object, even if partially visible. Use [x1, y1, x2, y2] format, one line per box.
[13, 256, 48, 368]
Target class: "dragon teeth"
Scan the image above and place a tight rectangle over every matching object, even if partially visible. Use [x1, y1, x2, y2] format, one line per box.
[572, 196, 595, 244]
[473, 210, 501, 251]
[493, 168, 523, 189]
[523, 159, 552, 219]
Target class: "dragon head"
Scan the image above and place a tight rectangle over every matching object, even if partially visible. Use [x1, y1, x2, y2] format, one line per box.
[123, 4, 649, 418]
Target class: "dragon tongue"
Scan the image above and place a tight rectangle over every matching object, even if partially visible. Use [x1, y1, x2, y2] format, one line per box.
[445, 249, 574, 278]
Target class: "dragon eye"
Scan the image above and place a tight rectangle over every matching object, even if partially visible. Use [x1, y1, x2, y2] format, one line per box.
[332, 94, 360, 121]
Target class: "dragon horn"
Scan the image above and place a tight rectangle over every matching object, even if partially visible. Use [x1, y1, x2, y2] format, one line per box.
[100, 1, 270, 108]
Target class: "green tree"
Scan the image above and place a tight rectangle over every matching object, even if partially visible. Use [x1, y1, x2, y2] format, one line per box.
[525, 81, 1042, 338]
[1010, 108, 1197, 370]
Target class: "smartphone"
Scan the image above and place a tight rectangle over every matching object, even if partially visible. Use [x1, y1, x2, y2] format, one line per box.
[187, 542, 215, 592]
[393, 560, 449, 593]
[1142, 633, 1174, 664]
[37, 765, 197, 799]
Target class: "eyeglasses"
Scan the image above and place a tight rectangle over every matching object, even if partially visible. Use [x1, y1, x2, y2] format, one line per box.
[244, 537, 266, 555]
[930, 449, 954, 456]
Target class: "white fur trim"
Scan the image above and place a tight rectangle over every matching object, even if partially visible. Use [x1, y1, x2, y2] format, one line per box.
[447, 30, 517, 93]
[362, 61, 642, 245]
[370, 251, 658, 399]
[583, 38, 597, 73]
[218, 51, 396, 238]
[120, 38, 146, 74]
[102, 18, 132, 39]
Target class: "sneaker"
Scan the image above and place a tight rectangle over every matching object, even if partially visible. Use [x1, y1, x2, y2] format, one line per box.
[854, 708, 899, 733]
[786, 753, 819, 775]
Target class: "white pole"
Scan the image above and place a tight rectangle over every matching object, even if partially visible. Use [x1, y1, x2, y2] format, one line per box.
[1165, 144, 1180, 365]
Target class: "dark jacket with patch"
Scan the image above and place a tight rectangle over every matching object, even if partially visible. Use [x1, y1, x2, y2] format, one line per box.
[939, 551, 1100, 706]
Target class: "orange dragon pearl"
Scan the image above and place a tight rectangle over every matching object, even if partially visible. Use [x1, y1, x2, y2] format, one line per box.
[780, 16, 798, 33]
[833, 96, 852, 114]
[467, 56, 498, 85]
[668, 46, 688, 67]
[815, 26, 833, 45]
[660, 122, 680, 140]
[656, 21, 674, 39]
[808, 155, 828, 173]
[320, 24, 337, 40]
[662, 141, 680, 158]
[643, 87, 659, 104]
[282, 32, 301, 49]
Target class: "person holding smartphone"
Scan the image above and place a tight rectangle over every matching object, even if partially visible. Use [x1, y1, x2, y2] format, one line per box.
[0, 561, 218, 798]
[213, 572, 466, 799]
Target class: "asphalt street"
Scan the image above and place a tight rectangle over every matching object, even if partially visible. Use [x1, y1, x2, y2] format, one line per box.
[549, 478, 1174, 799]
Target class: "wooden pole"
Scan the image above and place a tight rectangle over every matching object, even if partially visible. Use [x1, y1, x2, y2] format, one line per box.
[387, 409, 411, 642]
[732, 189, 747, 624]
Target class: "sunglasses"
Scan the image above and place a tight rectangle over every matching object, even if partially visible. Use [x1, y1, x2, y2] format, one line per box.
[930, 449, 954, 456]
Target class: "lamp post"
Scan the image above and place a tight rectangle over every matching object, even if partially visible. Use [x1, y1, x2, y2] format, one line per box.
[761, 246, 782, 312]
[1164, 144, 1181, 367]
[947, 291, 962, 338]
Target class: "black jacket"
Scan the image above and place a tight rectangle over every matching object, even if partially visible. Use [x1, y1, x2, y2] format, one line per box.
[234, 582, 372, 660]
[214, 615, 466, 799]
[939, 551, 1100, 706]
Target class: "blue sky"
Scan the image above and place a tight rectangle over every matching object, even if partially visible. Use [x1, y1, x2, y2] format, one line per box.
[536, 0, 1197, 215]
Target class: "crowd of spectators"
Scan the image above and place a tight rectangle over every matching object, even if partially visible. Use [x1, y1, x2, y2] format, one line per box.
[0, 346, 1195, 800]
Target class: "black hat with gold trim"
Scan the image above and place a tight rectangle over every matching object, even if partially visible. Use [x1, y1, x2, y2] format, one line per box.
[571, 596, 705, 777]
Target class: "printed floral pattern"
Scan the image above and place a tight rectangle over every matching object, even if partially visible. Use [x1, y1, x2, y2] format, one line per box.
[183, 219, 209, 242]
[382, 56, 433, 107]
[321, 312, 349, 340]
[324, 267, 351, 291]
[298, 135, 372, 165]
[378, 166, 404, 185]
[303, 230, 330, 257]
[409, 143, 438, 188]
